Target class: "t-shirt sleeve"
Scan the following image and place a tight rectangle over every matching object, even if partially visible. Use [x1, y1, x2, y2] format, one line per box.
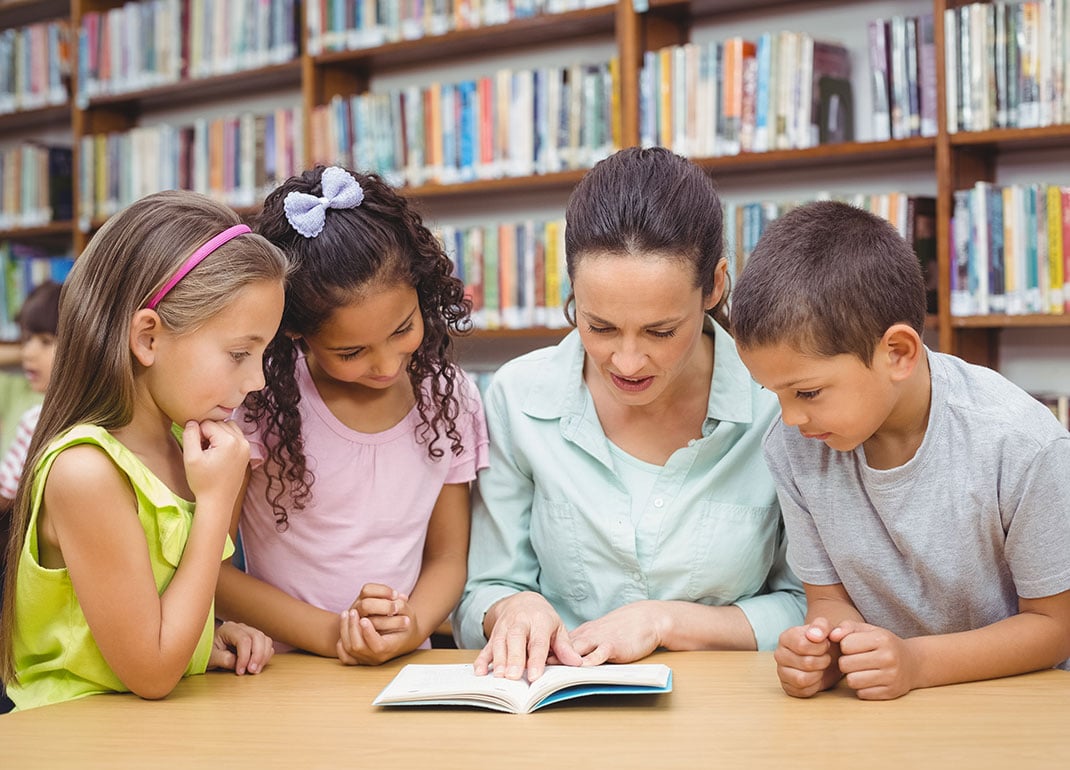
[762, 421, 841, 586]
[1004, 435, 1070, 599]
[0, 405, 40, 499]
[444, 372, 490, 485]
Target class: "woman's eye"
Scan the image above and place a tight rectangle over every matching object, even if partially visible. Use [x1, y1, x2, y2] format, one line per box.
[649, 329, 677, 339]
[796, 390, 821, 400]
[230, 351, 251, 363]
[585, 324, 612, 335]
[393, 322, 415, 337]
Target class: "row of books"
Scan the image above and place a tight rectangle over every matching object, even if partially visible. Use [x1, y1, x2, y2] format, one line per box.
[308, 0, 614, 54]
[78, 107, 303, 224]
[0, 144, 73, 230]
[639, 34, 851, 158]
[951, 182, 1070, 317]
[1033, 391, 1070, 430]
[0, 241, 74, 341]
[0, 20, 69, 115]
[438, 218, 571, 330]
[311, 60, 621, 188]
[725, 193, 936, 294]
[77, 0, 298, 105]
[945, 1, 1070, 133]
[869, 14, 939, 141]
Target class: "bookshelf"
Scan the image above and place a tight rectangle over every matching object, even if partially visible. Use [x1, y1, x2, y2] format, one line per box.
[0, 0, 1068, 378]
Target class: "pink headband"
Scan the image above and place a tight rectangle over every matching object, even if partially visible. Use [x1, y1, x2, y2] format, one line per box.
[145, 224, 252, 310]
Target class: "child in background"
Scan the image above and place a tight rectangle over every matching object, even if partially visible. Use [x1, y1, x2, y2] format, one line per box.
[0, 281, 63, 512]
[0, 190, 285, 711]
[215, 165, 487, 664]
[731, 200, 1070, 700]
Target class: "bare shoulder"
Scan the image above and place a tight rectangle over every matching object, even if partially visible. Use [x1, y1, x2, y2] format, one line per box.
[44, 443, 134, 514]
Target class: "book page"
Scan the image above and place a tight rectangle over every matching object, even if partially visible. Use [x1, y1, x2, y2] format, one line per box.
[373, 663, 530, 711]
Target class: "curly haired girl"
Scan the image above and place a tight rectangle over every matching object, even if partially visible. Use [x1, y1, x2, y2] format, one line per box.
[216, 166, 488, 664]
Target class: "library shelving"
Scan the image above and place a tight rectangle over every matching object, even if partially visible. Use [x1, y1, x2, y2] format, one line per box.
[1, 0, 1068, 370]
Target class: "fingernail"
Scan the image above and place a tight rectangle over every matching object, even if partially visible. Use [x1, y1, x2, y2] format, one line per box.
[248, 662, 258, 673]
[507, 666, 520, 678]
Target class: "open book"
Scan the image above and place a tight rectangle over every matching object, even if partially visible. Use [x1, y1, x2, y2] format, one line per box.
[373, 662, 673, 714]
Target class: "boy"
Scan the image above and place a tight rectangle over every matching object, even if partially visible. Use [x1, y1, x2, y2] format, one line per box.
[731, 200, 1070, 700]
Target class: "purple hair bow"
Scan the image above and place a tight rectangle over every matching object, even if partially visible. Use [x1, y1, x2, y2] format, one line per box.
[283, 166, 365, 238]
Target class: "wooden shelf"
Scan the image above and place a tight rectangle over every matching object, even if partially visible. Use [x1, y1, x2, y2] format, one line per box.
[402, 138, 937, 200]
[312, 7, 617, 72]
[0, 221, 74, 242]
[651, 0, 817, 18]
[692, 136, 937, 176]
[82, 61, 302, 113]
[950, 314, 1070, 329]
[0, 104, 70, 135]
[404, 168, 589, 200]
[0, 0, 68, 28]
[949, 123, 1070, 153]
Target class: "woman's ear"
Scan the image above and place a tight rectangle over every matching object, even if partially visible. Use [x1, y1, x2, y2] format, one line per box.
[129, 309, 161, 367]
[704, 258, 729, 311]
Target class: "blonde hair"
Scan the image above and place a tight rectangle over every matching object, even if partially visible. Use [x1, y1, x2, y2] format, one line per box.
[0, 189, 288, 681]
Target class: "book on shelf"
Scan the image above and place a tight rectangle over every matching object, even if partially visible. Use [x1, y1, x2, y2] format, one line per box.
[373, 662, 673, 714]
[951, 181, 1070, 317]
[0, 19, 69, 115]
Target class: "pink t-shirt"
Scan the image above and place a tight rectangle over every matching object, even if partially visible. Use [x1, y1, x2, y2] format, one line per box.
[237, 357, 488, 648]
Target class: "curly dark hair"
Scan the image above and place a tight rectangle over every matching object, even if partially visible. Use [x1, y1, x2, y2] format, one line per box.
[247, 166, 472, 529]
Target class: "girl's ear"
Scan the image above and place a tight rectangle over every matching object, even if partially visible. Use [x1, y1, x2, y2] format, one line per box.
[704, 257, 729, 311]
[129, 309, 161, 367]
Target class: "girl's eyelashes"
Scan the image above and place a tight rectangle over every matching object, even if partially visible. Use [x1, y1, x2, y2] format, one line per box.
[230, 351, 251, 363]
[338, 349, 363, 361]
[585, 324, 612, 335]
[796, 389, 821, 400]
[649, 328, 677, 339]
[393, 322, 415, 336]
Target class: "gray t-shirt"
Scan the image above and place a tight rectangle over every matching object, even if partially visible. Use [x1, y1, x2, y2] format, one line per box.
[764, 349, 1070, 644]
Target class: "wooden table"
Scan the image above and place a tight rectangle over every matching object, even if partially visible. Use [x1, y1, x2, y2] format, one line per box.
[2, 650, 1068, 768]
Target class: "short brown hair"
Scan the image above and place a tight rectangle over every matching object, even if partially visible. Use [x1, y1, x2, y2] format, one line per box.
[731, 200, 926, 365]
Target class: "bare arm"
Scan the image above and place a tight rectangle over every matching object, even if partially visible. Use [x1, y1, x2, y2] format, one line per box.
[45, 422, 244, 699]
[898, 590, 1070, 689]
[213, 468, 341, 657]
[405, 482, 471, 641]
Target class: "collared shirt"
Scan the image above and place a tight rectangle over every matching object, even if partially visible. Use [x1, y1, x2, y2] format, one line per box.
[454, 319, 804, 651]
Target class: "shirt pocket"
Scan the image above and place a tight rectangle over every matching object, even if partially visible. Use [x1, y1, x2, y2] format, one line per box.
[686, 502, 779, 603]
[529, 492, 594, 604]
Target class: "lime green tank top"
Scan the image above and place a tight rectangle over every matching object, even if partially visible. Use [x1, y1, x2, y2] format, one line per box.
[7, 424, 234, 711]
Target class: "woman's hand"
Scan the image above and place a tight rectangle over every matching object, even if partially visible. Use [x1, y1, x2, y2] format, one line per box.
[566, 601, 667, 665]
[474, 591, 583, 681]
[209, 621, 274, 675]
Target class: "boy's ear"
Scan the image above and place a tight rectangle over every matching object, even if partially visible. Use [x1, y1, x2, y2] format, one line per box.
[879, 323, 924, 382]
[704, 257, 729, 311]
[129, 309, 161, 367]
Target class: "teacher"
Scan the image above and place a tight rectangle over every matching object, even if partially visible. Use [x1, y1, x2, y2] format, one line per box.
[453, 147, 804, 680]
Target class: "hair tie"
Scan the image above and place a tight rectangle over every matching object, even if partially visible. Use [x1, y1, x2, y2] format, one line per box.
[145, 224, 251, 310]
[283, 166, 364, 239]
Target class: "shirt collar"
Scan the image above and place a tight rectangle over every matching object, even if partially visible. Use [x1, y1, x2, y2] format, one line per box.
[522, 316, 756, 426]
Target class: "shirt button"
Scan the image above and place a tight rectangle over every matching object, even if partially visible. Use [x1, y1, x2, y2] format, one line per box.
[633, 572, 643, 581]
[653, 498, 664, 508]
[688, 439, 696, 447]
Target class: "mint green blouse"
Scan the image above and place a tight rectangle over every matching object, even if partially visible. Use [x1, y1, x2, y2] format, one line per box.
[454, 321, 805, 651]
[7, 424, 233, 711]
